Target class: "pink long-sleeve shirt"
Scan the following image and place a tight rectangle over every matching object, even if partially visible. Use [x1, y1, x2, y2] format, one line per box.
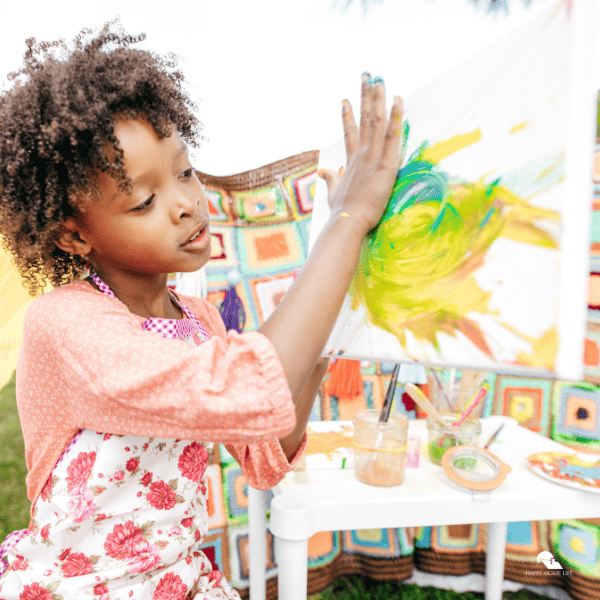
[17, 280, 303, 512]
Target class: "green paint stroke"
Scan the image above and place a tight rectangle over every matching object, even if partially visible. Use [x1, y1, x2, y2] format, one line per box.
[350, 125, 562, 368]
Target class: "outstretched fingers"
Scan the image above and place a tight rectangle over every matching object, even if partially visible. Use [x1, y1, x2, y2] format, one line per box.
[326, 79, 404, 233]
[342, 99, 359, 160]
[380, 95, 404, 169]
[367, 77, 388, 159]
[358, 72, 374, 148]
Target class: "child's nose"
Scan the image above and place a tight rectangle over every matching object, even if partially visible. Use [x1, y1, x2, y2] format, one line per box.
[171, 192, 197, 221]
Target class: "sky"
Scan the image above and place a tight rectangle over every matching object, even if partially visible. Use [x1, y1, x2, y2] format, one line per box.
[0, 0, 597, 174]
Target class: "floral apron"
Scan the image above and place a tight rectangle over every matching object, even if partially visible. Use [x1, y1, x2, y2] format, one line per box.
[0, 275, 240, 600]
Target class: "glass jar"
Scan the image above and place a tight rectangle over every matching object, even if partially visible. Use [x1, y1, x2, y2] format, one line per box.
[427, 415, 481, 466]
[430, 371, 488, 416]
[353, 410, 408, 486]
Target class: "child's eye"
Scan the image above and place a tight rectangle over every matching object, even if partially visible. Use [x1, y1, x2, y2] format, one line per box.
[181, 168, 194, 179]
[132, 195, 154, 212]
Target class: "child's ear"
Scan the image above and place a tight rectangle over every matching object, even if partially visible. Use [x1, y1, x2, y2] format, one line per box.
[56, 218, 92, 256]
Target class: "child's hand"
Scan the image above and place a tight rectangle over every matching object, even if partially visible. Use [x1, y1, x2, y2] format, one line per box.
[261, 76, 403, 445]
[318, 74, 403, 234]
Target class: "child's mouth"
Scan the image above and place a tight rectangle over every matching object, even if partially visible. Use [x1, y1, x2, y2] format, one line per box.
[181, 224, 209, 250]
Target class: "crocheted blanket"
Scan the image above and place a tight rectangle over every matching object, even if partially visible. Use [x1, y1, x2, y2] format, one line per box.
[196, 147, 600, 600]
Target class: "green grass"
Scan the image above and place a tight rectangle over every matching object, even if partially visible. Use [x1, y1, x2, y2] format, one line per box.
[311, 576, 552, 600]
[0, 371, 31, 540]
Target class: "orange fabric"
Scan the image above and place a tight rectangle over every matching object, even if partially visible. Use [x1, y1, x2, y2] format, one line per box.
[17, 281, 304, 509]
[585, 338, 599, 366]
[254, 232, 289, 260]
[324, 359, 363, 399]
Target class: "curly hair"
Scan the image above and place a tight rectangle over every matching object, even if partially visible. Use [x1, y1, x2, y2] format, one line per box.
[0, 20, 202, 295]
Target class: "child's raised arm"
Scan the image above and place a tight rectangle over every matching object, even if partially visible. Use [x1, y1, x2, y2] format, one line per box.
[259, 75, 403, 458]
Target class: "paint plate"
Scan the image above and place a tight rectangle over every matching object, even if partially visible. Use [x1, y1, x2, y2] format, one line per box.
[527, 451, 600, 493]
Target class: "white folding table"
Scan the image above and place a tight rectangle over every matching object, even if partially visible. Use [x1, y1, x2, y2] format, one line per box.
[268, 416, 600, 600]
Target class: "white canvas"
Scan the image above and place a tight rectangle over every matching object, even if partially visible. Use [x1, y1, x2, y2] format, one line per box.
[310, 1, 594, 379]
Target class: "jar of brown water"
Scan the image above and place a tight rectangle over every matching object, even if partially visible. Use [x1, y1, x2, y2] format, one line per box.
[353, 410, 408, 486]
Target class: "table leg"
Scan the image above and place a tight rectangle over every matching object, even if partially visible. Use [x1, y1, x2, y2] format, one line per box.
[276, 537, 308, 600]
[485, 521, 508, 600]
[248, 487, 266, 600]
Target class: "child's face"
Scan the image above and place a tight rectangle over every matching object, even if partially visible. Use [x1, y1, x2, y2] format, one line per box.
[77, 118, 211, 277]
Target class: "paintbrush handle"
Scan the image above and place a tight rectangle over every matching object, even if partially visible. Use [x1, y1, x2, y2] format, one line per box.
[404, 383, 446, 426]
[458, 370, 473, 395]
[453, 383, 489, 427]
[429, 368, 453, 411]
[483, 423, 505, 449]
[470, 371, 488, 393]
[379, 363, 400, 423]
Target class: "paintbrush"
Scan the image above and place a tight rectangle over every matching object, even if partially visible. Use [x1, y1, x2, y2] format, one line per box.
[379, 363, 400, 424]
[453, 383, 490, 427]
[372, 364, 400, 450]
[483, 423, 505, 450]
[404, 383, 446, 427]
[470, 371, 488, 394]
[459, 370, 487, 393]
[367, 363, 401, 480]
[458, 370, 474, 396]
[448, 368, 456, 408]
[457, 371, 487, 413]
[428, 367, 454, 411]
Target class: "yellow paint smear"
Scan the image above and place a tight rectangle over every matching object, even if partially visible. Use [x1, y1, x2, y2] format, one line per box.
[508, 325, 558, 370]
[352, 124, 562, 367]
[530, 451, 572, 464]
[305, 427, 354, 460]
[420, 129, 482, 165]
[537, 153, 564, 182]
[530, 451, 599, 468]
[510, 121, 529, 134]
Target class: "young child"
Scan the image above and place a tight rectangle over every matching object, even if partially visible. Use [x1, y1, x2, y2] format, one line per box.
[0, 22, 403, 599]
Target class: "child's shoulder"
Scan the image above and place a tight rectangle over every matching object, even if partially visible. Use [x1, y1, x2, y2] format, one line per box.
[26, 280, 132, 324]
[25, 282, 226, 338]
[21, 281, 136, 348]
[31, 280, 124, 308]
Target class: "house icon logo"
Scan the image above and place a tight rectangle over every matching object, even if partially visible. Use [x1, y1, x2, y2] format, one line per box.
[537, 551, 563, 570]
